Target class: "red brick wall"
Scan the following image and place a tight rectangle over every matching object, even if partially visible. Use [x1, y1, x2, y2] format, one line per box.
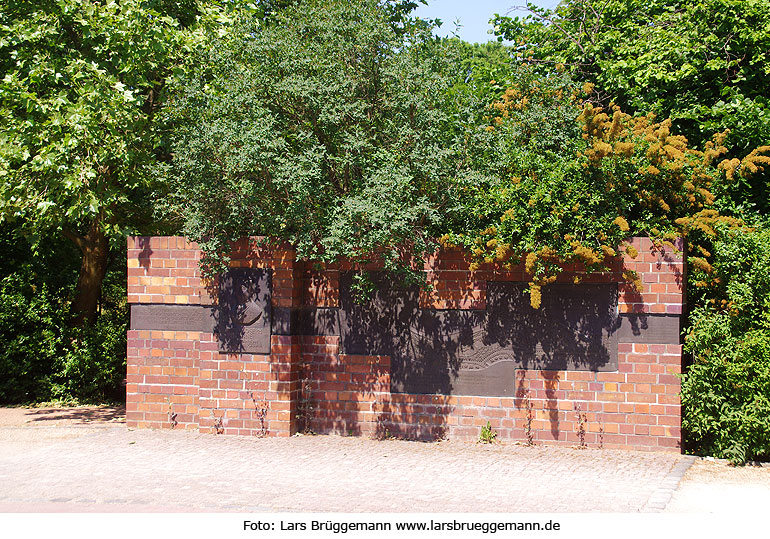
[127, 237, 301, 436]
[126, 330, 201, 430]
[127, 236, 684, 451]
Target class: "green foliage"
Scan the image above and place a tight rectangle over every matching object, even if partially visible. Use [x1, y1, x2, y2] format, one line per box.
[0, 0, 220, 324]
[0, 225, 127, 404]
[439, 40, 518, 170]
[682, 224, 770, 463]
[443, 40, 516, 112]
[444, 66, 731, 304]
[0, 269, 127, 405]
[493, 0, 770, 214]
[57, 306, 128, 403]
[491, 1, 770, 458]
[479, 421, 497, 444]
[0, 0, 191, 238]
[0, 270, 68, 403]
[164, 0, 458, 275]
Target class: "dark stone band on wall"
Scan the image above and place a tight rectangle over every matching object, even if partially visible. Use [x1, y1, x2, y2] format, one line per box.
[617, 313, 681, 344]
[130, 268, 273, 355]
[130, 306, 682, 344]
[130, 270, 681, 397]
[271, 307, 341, 336]
[130, 304, 216, 333]
[269, 309, 682, 345]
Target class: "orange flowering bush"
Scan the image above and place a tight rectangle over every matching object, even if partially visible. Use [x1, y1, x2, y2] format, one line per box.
[444, 66, 769, 306]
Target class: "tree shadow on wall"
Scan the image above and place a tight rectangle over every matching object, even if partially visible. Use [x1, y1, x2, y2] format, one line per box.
[339, 272, 465, 392]
[137, 236, 152, 269]
[338, 272, 459, 440]
[337, 273, 619, 441]
[483, 282, 617, 371]
[649, 241, 685, 288]
[214, 268, 271, 354]
[340, 276, 617, 387]
[297, 336, 396, 439]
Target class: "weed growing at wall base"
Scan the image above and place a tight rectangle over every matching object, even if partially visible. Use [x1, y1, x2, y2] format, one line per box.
[479, 421, 497, 444]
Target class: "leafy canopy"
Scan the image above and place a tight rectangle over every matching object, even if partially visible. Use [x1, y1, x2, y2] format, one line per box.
[165, 0, 457, 275]
[493, 0, 770, 214]
[0, 0, 236, 323]
[0, 0, 198, 241]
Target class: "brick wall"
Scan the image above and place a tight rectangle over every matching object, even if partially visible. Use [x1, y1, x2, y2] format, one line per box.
[127, 236, 685, 451]
[126, 330, 201, 430]
[127, 237, 302, 436]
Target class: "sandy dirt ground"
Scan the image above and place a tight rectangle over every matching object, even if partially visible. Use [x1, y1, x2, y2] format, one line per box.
[664, 456, 770, 513]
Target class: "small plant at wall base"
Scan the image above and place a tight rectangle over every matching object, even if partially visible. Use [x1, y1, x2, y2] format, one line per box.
[210, 410, 224, 435]
[574, 403, 587, 449]
[375, 426, 396, 441]
[250, 392, 270, 437]
[524, 388, 535, 446]
[167, 398, 177, 429]
[296, 359, 315, 435]
[599, 424, 604, 449]
[479, 421, 498, 444]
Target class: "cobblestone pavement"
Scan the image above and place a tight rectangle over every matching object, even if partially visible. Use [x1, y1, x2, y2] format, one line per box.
[0, 407, 692, 513]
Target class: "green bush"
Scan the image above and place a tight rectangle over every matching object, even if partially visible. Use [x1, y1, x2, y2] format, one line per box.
[0, 271, 69, 403]
[165, 0, 459, 278]
[0, 228, 127, 405]
[682, 224, 770, 463]
[53, 308, 128, 404]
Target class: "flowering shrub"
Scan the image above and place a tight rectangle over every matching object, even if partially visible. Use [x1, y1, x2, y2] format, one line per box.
[445, 66, 768, 306]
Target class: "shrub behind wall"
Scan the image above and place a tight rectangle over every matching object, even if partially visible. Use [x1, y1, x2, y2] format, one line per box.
[0, 229, 127, 405]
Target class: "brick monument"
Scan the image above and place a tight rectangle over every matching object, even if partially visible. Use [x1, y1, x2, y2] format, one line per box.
[126, 236, 685, 451]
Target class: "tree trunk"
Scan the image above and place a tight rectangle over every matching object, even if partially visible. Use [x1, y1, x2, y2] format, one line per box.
[64, 217, 111, 326]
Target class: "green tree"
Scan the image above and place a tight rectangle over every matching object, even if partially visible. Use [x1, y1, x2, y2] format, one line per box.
[165, 0, 457, 276]
[493, 0, 770, 214]
[442, 63, 763, 307]
[0, 0, 203, 324]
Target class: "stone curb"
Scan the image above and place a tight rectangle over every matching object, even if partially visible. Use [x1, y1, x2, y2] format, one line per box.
[641, 455, 697, 512]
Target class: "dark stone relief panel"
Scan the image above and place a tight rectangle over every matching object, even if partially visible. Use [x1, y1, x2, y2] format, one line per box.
[338, 272, 619, 396]
[216, 268, 272, 354]
[130, 304, 216, 332]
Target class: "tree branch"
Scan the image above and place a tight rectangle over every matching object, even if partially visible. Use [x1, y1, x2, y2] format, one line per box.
[62, 227, 87, 252]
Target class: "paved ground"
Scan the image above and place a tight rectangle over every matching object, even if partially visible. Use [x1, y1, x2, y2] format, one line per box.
[0, 406, 757, 514]
[665, 457, 770, 513]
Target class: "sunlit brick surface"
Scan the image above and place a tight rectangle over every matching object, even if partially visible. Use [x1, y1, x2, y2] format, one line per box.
[127, 236, 684, 451]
